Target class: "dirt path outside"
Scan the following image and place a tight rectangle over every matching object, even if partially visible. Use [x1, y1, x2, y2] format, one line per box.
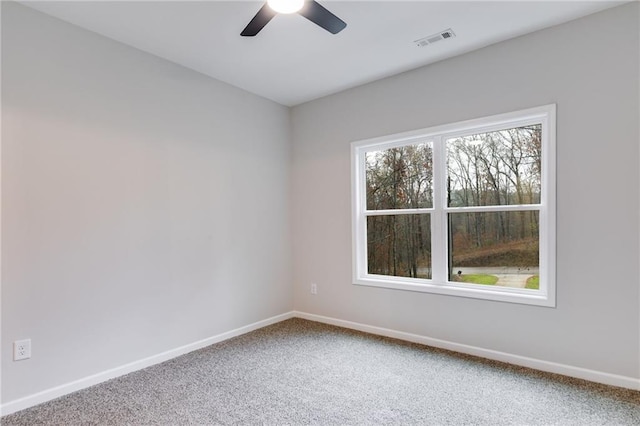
[455, 266, 538, 288]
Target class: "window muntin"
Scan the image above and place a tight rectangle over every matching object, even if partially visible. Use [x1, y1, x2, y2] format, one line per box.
[352, 105, 555, 307]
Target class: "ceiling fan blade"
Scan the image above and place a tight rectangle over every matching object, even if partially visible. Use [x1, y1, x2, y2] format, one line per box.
[241, 3, 277, 37]
[298, 0, 347, 34]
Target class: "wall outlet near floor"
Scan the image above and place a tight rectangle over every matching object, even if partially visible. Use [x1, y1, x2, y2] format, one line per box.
[310, 282, 318, 295]
[14, 339, 31, 361]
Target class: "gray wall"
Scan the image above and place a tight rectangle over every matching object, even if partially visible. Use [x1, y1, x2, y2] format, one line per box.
[291, 2, 639, 379]
[2, 3, 292, 402]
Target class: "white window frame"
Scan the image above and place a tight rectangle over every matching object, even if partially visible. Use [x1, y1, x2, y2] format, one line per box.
[351, 104, 556, 307]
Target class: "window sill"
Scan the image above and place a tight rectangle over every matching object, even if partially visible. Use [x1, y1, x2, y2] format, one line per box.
[353, 276, 556, 307]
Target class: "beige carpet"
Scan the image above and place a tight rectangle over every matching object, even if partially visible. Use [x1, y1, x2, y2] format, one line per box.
[2, 318, 639, 425]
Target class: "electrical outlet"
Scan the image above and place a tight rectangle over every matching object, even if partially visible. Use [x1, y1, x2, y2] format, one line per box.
[14, 339, 31, 361]
[311, 282, 318, 295]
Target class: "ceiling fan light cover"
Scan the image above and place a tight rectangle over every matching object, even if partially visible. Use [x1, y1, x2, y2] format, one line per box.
[267, 0, 304, 14]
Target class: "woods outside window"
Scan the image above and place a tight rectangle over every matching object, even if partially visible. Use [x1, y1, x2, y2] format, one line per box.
[351, 105, 556, 306]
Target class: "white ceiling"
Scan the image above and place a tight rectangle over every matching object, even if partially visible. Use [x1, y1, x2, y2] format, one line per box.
[21, 0, 626, 106]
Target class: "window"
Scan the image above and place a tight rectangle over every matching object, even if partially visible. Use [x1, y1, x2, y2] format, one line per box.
[351, 105, 556, 306]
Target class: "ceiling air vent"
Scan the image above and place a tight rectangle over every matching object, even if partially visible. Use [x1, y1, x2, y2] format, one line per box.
[414, 28, 456, 48]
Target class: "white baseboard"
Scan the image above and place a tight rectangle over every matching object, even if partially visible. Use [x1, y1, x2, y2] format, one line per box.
[0, 311, 295, 416]
[294, 311, 640, 391]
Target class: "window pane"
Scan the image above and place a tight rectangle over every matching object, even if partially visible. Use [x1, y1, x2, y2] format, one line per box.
[367, 214, 431, 279]
[449, 211, 539, 289]
[446, 125, 541, 207]
[366, 143, 433, 210]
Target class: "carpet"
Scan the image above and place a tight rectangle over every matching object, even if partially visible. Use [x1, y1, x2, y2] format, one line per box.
[2, 318, 639, 425]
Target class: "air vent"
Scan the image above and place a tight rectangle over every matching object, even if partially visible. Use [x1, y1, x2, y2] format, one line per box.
[414, 28, 456, 48]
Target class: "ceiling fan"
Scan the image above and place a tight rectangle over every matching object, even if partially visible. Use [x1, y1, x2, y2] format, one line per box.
[241, 0, 347, 37]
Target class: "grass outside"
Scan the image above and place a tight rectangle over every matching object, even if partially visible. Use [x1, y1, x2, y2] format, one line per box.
[525, 275, 539, 290]
[458, 274, 499, 285]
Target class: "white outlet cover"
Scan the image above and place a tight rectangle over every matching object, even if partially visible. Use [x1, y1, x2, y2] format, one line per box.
[14, 339, 31, 361]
